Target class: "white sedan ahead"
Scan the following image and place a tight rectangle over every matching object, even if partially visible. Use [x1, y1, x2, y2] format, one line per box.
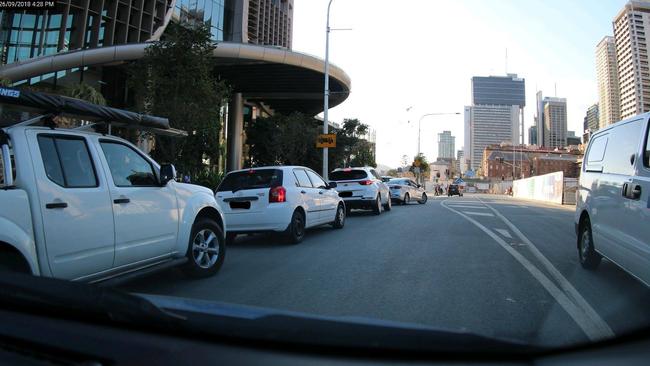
[215, 166, 346, 244]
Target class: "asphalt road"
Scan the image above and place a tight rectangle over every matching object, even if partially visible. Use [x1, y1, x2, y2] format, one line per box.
[122, 194, 650, 347]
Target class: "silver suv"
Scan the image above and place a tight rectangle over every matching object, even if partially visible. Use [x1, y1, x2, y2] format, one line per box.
[329, 167, 391, 215]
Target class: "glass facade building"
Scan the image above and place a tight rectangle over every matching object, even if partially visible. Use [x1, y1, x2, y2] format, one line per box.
[471, 75, 526, 107]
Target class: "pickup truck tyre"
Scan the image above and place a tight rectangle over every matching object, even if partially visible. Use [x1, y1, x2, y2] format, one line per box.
[182, 218, 225, 278]
[225, 233, 237, 245]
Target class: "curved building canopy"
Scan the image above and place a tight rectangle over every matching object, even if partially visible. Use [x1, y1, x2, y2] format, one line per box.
[0, 42, 351, 115]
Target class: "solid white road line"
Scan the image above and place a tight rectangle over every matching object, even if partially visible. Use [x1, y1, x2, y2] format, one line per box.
[462, 211, 494, 217]
[441, 199, 614, 341]
[477, 198, 614, 339]
[494, 228, 513, 239]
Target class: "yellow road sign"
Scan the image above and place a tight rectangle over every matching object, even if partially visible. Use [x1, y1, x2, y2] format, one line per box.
[316, 134, 336, 148]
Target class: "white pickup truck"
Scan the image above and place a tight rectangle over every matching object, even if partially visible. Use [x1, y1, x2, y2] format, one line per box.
[0, 90, 226, 283]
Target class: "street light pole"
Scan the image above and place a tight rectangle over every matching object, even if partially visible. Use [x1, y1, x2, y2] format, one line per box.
[322, 0, 333, 181]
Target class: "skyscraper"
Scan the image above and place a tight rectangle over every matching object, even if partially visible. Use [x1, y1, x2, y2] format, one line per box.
[528, 126, 538, 145]
[535, 91, 546, 147]
[586, 103, 600, 133]
[464, 74, 525, 173]
[437, 130, 455, 159]
[596, 36, 621, 127]
[464, 104, 520, 172]
[613, 1, 650, 119]
[543, 97, 568, 148]
[457, 149, 465, 174]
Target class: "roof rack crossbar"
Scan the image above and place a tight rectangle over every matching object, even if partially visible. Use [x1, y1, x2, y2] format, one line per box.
[3, 113, 56, 130]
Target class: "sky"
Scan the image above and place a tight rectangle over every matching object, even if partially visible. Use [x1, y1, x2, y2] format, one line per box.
[291, 0, 626, 168]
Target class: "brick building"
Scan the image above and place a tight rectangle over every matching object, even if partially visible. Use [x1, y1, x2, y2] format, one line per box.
[482, 145, 582, 179]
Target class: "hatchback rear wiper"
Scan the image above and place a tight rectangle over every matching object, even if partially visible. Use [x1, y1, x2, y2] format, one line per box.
[0, 271, 185, 329]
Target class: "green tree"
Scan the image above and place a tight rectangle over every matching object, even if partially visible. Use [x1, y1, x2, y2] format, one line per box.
[331, 118, 376, 168]
[65, 82, 106, 105]
[246, 112, 322, 170]
[128, 22, 229, 175]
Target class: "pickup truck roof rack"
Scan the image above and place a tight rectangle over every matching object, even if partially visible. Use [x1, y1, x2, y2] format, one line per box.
[0, 86, 186, 137]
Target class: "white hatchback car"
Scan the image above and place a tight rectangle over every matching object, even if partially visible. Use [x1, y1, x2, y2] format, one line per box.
[576, 113, 650, 286]
[329, 167, 391, 214]
[215, 166, 346, 244]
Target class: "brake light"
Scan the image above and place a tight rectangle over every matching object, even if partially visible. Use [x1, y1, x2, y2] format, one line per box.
[359, 180, 373, 185]
[269, 186, 286, 203]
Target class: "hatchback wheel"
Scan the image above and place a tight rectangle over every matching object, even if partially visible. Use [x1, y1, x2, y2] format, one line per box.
[332, 203, 346, 229]
[578, 218, 601, 270]
[286, 209, 306, 244]
[182, 218, 225, 278]
[418, 193, 428, 204]
[372, 195, 382, 215]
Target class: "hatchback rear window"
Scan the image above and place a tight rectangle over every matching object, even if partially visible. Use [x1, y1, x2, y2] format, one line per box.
[329, 170, 368, 181]
[217, 169, 283, 192]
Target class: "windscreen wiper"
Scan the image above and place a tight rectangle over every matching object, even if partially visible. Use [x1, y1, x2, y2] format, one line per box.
[0, 271, 185, 329]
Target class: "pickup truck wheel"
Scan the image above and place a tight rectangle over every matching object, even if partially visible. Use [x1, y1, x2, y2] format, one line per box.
[182, 218, 225, 278]
[225, 233, 237, 245]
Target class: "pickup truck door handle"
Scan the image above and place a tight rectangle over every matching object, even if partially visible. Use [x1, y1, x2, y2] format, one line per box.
[113, 198, 131, 204]
[45, 202, 68, 209]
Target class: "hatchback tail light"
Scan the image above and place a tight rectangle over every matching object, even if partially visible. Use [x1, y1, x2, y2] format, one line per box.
[269, 186, 286, 203]
[359, 180, 373, 185]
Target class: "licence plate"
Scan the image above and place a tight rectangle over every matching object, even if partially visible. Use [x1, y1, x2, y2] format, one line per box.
[230, 201, 251, 209]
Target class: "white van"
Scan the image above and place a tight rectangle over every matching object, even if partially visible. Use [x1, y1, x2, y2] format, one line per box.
[575, 113, 650, 286]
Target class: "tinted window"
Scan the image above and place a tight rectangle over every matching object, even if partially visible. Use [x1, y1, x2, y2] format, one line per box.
[306, 170, 327, 189]
[56, 138, 97, 187]
[388, 178, 405, 184]
[217, 169, 283, 192]
[38, 135, 97, 188]
[370, 169, 381, 179]
[329, 169, 368, 181]
[293, 169, 313, 188]
[100, 142, 157, 187]
[602, 119, 643, 175]
[38, 136, 65, 186]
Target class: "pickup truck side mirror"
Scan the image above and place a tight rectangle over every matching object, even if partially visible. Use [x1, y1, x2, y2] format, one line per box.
[328, 181, 338, 189]
[160, 164, 176, 186]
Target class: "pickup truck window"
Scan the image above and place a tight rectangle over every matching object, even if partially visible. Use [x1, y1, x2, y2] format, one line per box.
[100, 141, 157, 187]
[37, 135, 98, 188]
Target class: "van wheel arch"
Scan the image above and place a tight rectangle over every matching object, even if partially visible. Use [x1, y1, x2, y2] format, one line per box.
[578, 211, 591, 249]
